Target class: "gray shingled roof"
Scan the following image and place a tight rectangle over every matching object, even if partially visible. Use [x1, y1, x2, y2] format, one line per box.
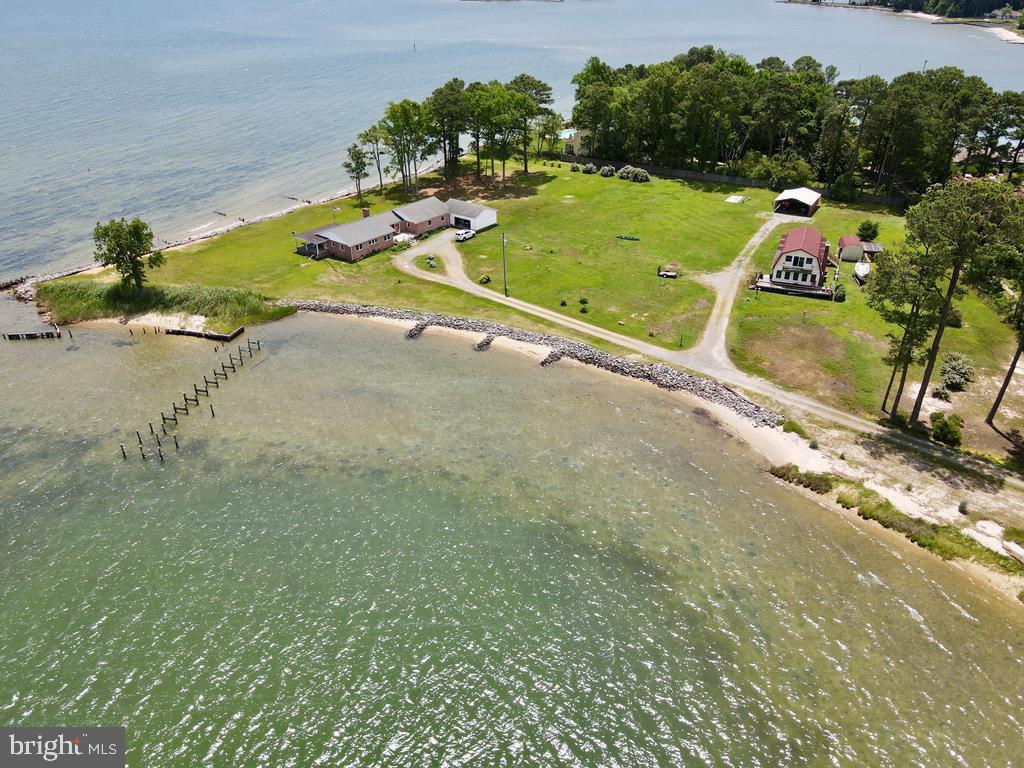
[296, 211, 399, 247]
[446, 198, 495, 219]
[393, 196, 450, 223]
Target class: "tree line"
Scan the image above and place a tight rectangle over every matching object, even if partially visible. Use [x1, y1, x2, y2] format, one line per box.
[873, 1, 1022, 18]
[569, 46, 1024, 197]
[341, 74, 563, 201]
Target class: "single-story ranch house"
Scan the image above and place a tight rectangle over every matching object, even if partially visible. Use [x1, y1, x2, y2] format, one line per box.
[295, 196, 497, 262]
[768, 226, 831, 291]
[773, 187, 822, 217]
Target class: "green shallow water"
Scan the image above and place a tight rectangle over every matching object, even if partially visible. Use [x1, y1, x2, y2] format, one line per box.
[1, 301, 1022, 767]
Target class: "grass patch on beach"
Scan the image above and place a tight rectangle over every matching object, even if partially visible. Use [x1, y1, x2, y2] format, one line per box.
[837, 483, 1024, 577]
[458, 161, 777, 349]
[769, 463, 835, 494]
[37, 280, 293, 332]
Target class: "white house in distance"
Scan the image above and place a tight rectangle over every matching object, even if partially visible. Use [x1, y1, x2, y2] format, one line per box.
[773, 187, 822, 217]
[447, 198, 498, 232]
[768, 226, 830, 291]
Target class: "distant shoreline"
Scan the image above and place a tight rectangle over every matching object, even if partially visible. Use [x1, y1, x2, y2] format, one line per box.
[782, 1, 1024, 44]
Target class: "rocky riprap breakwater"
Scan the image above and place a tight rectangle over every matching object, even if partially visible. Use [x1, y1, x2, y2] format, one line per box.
[282, 300, 781, 428]
[5, 265, 94, 302]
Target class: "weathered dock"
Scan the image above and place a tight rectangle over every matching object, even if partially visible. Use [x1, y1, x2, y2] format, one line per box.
[165, 326, 245, 342]
[3, 324, 62, 341]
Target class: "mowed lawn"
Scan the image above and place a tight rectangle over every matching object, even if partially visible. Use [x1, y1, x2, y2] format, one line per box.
[458, 163, 777, 349]
[65, 163, 647, 350]
[728, 204, 1022, 453]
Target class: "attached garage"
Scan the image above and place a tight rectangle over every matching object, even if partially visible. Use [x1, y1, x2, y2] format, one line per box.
[446, 198, 498, 231]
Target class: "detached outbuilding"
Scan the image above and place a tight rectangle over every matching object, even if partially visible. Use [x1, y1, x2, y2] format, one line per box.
[774, 187, 822, 217]
[837, 235, 864, 263]
[446, 198, 498, 231]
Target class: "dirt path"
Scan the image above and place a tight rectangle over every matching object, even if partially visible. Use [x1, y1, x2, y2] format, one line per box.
[392, 230, 1024, 492]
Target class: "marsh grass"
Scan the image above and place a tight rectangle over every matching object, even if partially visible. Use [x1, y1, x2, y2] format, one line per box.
[37, 280, 293, 332]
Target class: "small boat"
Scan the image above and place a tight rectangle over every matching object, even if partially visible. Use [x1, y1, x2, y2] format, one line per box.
[854, 260, 871, 283]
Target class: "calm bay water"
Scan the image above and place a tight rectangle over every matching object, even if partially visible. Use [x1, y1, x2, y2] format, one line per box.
[2, 0, 1024, 280]
[1, 303, 1023, 766]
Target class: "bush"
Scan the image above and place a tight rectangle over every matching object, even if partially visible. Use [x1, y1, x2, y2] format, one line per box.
[580, 306, 589, 314]
[479, 274, 491, 284]
[833, 283, 846, 303]
[631, 168, 651, 183]
[782, 419, 809, 439]
[599, 165, 616, 177]
[616, 165, 635, 180]
[929, 411, 964, 447]
[931, 386, 951, 402]
[769, 464, 835, 494]
[958, 500, 970, 515]
[582, 163, 597, 174]
[940, 352, 975, 392]
[836, 489, 861, 509]
[579, 297, 589, 305]
[570, 163, 580, 172]
[559, 299, 567, 307]
[856, 220, 880, 242]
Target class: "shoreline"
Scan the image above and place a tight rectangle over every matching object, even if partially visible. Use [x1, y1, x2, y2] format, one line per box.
[1, 157, 448, 295]
[785, 1, 1024, 44]
[306, 307, 1024, 608]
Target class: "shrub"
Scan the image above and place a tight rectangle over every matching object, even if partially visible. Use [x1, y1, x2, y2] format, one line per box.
[479, 274, 492, 284]
[836, 489, 861, 509]
[580, 306, 589, 314]
[559, 299, 567, 307]
[570, 163, 580, 172]
[931, 386, 951, 402]
[833, 283, 846, 303]
[579, 297, 589, 305]
[809, 439, 819, 450]
[958, 500, 969, 515]
[769, 464, 834, 494]
[631, 168, 651, 183]
[599, 165, 615, 177]
[856, 220, 880, 242]
[940, 352, 975, 392]
[930, 411, 964, 447]
[617, 165, 636, 180]
[582, 163, 597, 174]
[782, 419, 809, 439]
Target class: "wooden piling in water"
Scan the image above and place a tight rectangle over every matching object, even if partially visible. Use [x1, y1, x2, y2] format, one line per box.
[205, 375, 219, 388]
[136, 430, 143, 445]
[210, 404, 216, 418]
[149, 422, 155, 435]
[174, 435, 179, 451]
[183, 392, 199, 406]
[158, 447, 164, 462]
[120, 444, 127, 460]
[139, 445, 146, 460]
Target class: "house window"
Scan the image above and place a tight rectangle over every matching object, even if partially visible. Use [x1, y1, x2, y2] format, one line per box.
[784, 255, 791, 263]
[356, 243, 363, 251]
[775, 270, 782, 279]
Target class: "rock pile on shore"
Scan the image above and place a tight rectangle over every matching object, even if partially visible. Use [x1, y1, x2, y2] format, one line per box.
[282, 300, 782, 428]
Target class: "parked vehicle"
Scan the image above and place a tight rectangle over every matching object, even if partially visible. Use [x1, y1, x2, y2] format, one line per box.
[455, 229, 475, 242]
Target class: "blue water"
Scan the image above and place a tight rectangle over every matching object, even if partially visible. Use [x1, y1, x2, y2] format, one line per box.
[2, 0, 1022, 280]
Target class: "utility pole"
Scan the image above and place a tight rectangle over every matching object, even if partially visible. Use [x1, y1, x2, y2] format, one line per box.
[502, 232, 509, 297]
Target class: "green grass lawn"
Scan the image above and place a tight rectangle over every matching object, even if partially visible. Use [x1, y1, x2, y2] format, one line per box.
[457, 162, 777, 349]
[51, 161, 644, 354]
[727, 204, 1021, 441]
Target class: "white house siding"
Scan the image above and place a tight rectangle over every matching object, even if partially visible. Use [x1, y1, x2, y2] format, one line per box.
[771, 249, 822, 288]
